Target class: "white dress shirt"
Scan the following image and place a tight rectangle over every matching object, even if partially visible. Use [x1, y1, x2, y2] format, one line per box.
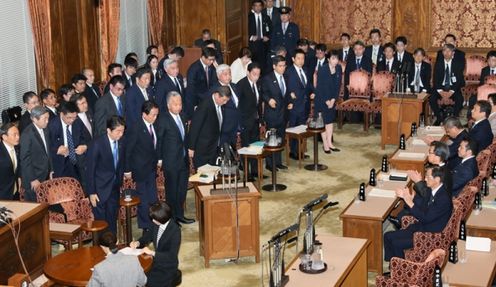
[60, 118, 73, 147]
[34, 124, 48, 153]
[78, 112, 92, 137]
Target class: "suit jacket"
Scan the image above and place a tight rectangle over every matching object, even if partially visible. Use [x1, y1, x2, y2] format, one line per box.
[435, 48, 466, 71]
[407, 61, 432, 93]
[447, 130, 469, 169]
[78, 111, 94, 140]
[193, 38, 223, 64]
[185, 60, 217, 119]
[19, 111, 31, 133]
[125, 85, 154, 128]
[86, 134, 124, 201]
[188, 97, 221, 160]
[237, 76, 262, 131]
[344, 55, 373, 86]
[262, 72, 289, 127]
[46, 107, 58, 122]
[452, 157, 479, 197]
[94, 93, 126, 137]
[304, 48, 317, 78]
[395, 51, 414, 72]
[409, 184, 453, 233]
[0, 143, 20, 200]
[338, 48, 354, 62]
[364, 45, 384, 64]
[157, 111, 189, 171]
[412, 165, 452, 198]
[489, 112, 496, 137]
[376, 57, 401, 74]
[479, 66, 496, 85]
[209, 82, 241, 145]
[469, 119, 494, 151]
[47, 116, 89, 178]
[285, 65, 313, 115]
[87, 252, 147, 287]
[124, 118, 159, 182]
[84, 83, 102, 112]
[122, 72, 136, 90]
[154, 75, 185, 112]
[20, 123, 52, 189]
[271, 22, 300, 57]
[138, 220, 181, 287]
[433, 58, 465, 92]
[248, 12, 272, 40]
[263, 7, 280, 29]
[314, 64, 342, 110]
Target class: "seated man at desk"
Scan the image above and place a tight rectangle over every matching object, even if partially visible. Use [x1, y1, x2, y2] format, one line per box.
[384, 166, 453, 262]
[452, 138, 479, 197]
[88, 231, 147, 287]
[469, 100, 494, 151]
[443, 117, 469, 169]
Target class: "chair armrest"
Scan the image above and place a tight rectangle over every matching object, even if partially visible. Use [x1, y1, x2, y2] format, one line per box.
[401, 216, 418, 229]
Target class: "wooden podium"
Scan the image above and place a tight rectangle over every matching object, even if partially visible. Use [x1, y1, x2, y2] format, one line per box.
[0, 201, 50, 284]
[381, 92, 430, 149]
[194, 182, 261, 267]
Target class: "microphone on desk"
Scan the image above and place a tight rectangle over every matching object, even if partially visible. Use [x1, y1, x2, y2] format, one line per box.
[302, 194, 328, 212]
[322, 201, 339, 210]
[268, 224, 299, 244]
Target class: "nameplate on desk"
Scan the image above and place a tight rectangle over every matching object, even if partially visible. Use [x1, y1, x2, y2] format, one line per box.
[210, 187, 250, 195]
[368, 188, 396, 198]
[389, 172, 408, 181]
[466, 236, 491, 252]
[397, 152, 425, 160]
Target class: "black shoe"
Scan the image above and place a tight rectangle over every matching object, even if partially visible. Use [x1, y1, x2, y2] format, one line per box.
[289, 153, 299, 160]
[247, 176, 256, 182]
[266, 165, 278, 172]
[323, 148, 331, 154]
[276, 164, 288, 170]
[330, 147, 340, 152]
[177, 217, 195, 224]
[302, 154, 310, 159]
[387, 216, 401, 229]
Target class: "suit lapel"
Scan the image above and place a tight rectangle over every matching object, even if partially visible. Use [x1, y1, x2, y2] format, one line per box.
[0, 144, 14, 171]
[32, 125, 48, 156]
[167, 112, 184, 142]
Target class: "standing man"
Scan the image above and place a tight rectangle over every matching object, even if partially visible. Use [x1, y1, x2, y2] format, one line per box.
[155, 59, 185, 112]
[82, 68, 102, 112]
[188, 86, 231, 168]
[364, 28, 384, 66]
[271, 7, 300, 63]
[125, 101, 160, 231]
[103, 63, 123, 95]
[248, 0, 272, 72]
[157, 92, 194, 224]
[125, 67, 153, 127]
[394, 36, 413, 73]
[94, 75, 126, 136]
[20, 106, 53, 202]
[0, 123, 20, 200]
[86, 116, 125, 234]
[72, 93, 94, 139]
[19, 92, 40, 133]
[123, 57, 138, 90]
[40, 88, 58, 121]
[344, 41, 373, 99]
[376, 43, 400, 74]
[237, 63, 263, 180]
[263, 0, 280, 29]
[435, 34, 466, 71]
[262, 55, 291, 171]
[337, 33, 354, 62]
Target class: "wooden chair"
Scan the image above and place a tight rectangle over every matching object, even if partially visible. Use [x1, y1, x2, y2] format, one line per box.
[336, 70, 371, 131]
[368, 71, 396, 123]
[477, 84, 496, 101]
[462, 55, 487, 102]
[484, 74, 496, 85]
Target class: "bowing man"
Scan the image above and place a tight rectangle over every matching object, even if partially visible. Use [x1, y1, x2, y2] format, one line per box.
[87, 116, 125, 235]
[154, 59, 185, 112]
[124, 101, 160, 231]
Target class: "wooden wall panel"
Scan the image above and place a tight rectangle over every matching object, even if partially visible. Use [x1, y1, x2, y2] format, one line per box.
[176, 1, 219, 47]
[392, 0, 430, 53]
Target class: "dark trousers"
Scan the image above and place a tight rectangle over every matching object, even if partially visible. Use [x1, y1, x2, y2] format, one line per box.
[429, 90, 463, 120]
[384, 227, 416, 261]
[24, 187, 38, 202]
[249, 40, 268, 72]
[92, 184, 120, 234]
[165, 167, 189, 219]
[288, 111, 307, 155]
[135, 172, 158, 229]
[265, 124, 285, 168]
[193, 153, 217, 170]
[241, 122, 260, 176]
[467, 94, 477, 119]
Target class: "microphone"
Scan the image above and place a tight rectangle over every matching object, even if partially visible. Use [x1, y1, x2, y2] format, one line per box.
[268, 224, 299, 244]
[322, 201, 339, 210]
[302, 194, 328, 212]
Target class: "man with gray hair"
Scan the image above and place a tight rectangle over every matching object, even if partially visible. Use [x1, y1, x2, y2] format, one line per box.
[20, 106, 53, 201]
[209, 64, 240, 145]
[443, 116, 469, 169]
[155, 58, 185, 112]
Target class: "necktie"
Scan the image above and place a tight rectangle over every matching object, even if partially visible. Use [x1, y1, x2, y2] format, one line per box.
[356, 59, 361, 69]
[398, 54, 402, 62]
[116, 97, 123, 116]
[279, 75, 286, 95]
[386, 60, 390, 71]
[112, 141, 118, 169]
[444, 64, 451, 90]
[175, 115, 185, 140]
[156, 226, 165, 246]
[283, 23, 287, 34]
[268, 9, 272, 20]
[66, 125, 77, 165]
[299, 69, 306, 86]
[318, 61, 322, 70]
[216, 105, 223, 130]
[492, 69, 495, 75]
[372, 49, 378, 65]
[9, 147, 16, 172]
[257, 15, 263, 38]
[149, 124, 155, 148]
[252, 82, 258, 102]
[142, 89, 149, 101]
[90, 86, 98, 97]
[174, 77, 181, 93]
[205, 65, 209, 86]
[39, 129, 48, 154]
[344, 50, 348, 61]
[414, 66, 421, 93]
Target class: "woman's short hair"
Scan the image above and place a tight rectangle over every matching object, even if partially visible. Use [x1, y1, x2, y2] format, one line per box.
[149, 201, 172, 224]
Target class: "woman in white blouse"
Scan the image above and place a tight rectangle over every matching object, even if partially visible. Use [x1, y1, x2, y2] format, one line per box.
[230, 47, 252, 84]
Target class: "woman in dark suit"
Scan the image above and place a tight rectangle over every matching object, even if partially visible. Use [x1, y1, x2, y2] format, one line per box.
[314, 50, 342, 153]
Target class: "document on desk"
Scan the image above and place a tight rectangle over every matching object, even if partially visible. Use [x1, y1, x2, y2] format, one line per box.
[368, 188, 396, 198]
[119, 247, 144, 256]
[412, 138, 428, 146]
[397, 152, 425, 160]
[466, 236, 491, 252]
[238, 146, 263, 155]
[286, 124, 308, 134]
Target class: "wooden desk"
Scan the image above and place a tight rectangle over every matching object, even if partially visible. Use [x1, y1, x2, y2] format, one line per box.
[381, 92, 430, 149]
[43, 246, 152, 286]
[467, 186, 496, 240]
[195, 182, 261, 267]
[0, 201, 50, 285]
[241, 149, 270, 190]
[120, 196, 141, 245]
[285, 235, 369, 287]
[285, 128, 311, 169]
[340, 177, 409, 274]
[442, 240, 496, 287]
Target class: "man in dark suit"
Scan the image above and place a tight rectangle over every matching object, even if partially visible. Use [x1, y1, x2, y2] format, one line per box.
[210, 64, 241, 145]
[19, 92, 40, 133]
[185, 47, 218, 120]
[82, 68, 102, 112]
[40, 88, 58, 121]
[469, 100, 494, 150]
[431, 43, 465, 124]
[155, 59, 185, 112]
[262, 55, 291, 170]
[87, 116, 125, 235]
[479, 51, 496, 85]
[94, 75, 126, 136]
[384, 166, 453, 260]
[298, 39, 317, 78]
[20, 106, 53, 202]
[237, 63, 263, 180]
[125, 67, 153, 128]
[314, 44, 328, 74]
[194, 29, 223, 64]
[249, 0, 272, 72]
[394, 36, 413, 73]
[407, 48, 432, 94]
[125, 101, 160, 230]
[188, 86, 231, 168]
[130, 201, 181, 287]
[157, 46, 184, 78]
[364, 29, 384, 66]
[48, 102, 89, 184]
[443, 117, 469, 169]
[263, 0, 280, 29]
[376, 42, 401, 74]
[271, 7, 300, 63]
[452, 138, 479, 197]
[0, 123, 20, 200]
[103, 63, 123, 95]
[202, 39, 224, 65]
[72, 74, 88, 99]
[435, 34, 466, 71]
[157, 92, 194, 224]
[287, 49, 313, 159]
[344, 41, 373, 99]
[123, 57, 138, 90]
[72, 93, 94, 139]
[337, 33, 354, 62]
